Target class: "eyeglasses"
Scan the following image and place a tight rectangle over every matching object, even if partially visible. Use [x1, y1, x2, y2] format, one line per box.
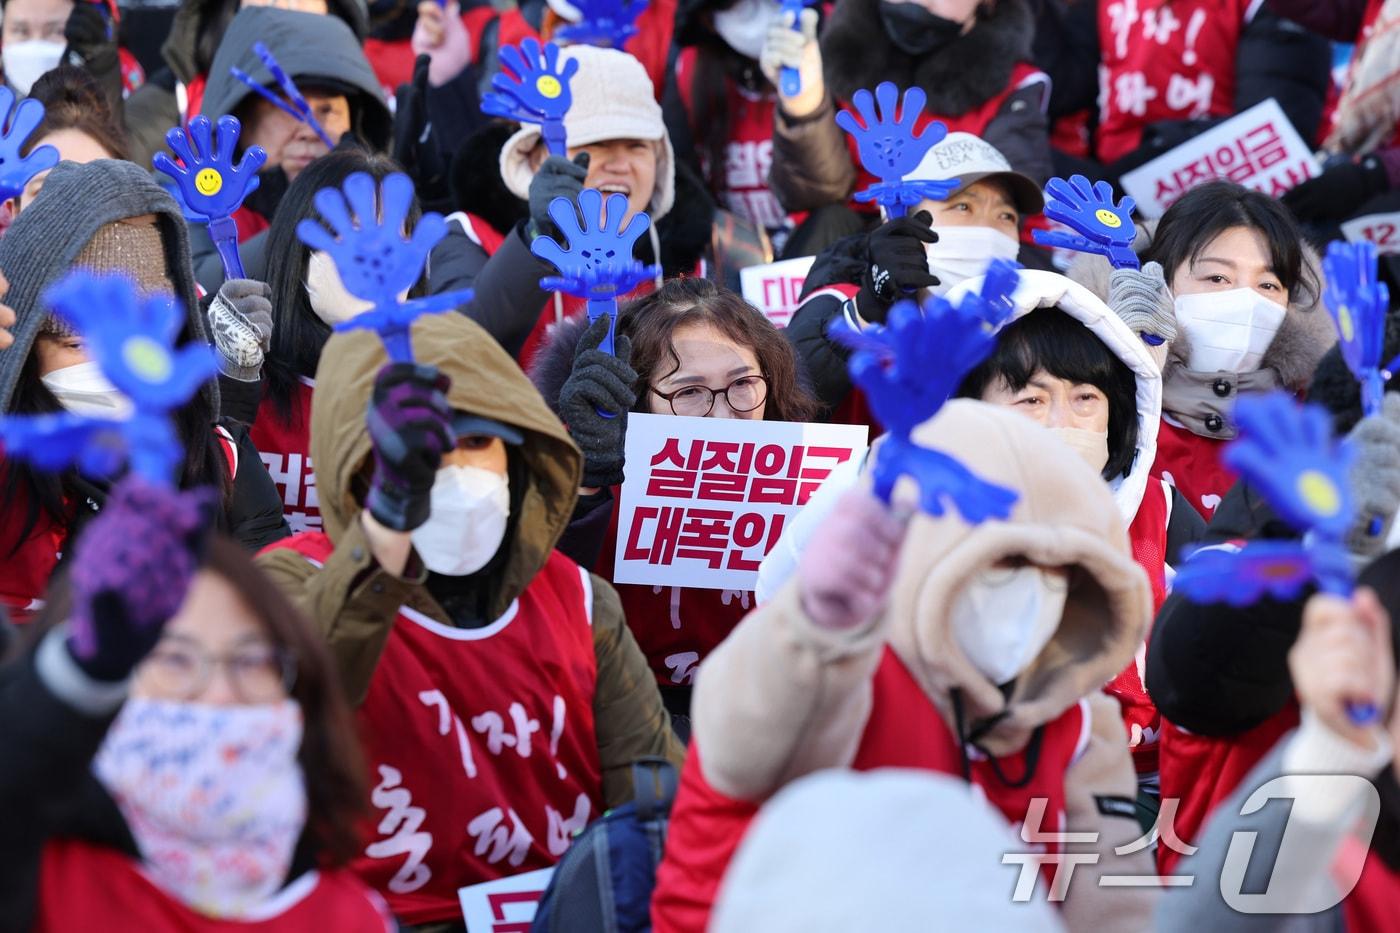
[651, 374, 769, 417]
[140, 641, 297, 704]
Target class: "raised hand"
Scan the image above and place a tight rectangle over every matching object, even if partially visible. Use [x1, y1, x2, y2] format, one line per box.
[0, 272, 218, 485]
[559, 314, 637, 485]
[1290, 590, 1394, 742]
[835, 82, 954, 217]
[1032, 174, 1139, 270]
[1223, 393, 1357, 540]
[553, 0, 649, 49]
[65, 475, 214, 678]
[296, 171, 471, 362]
[153, 115, 267, 280]
[762, 0, 820, 98]
[1322, 241, 1391, 417]
[0, 86, 59, 201]
[365, 362, 455, 532]
[481, 39, 579, 157]
[531, 188, 659, 355]
[798, 486, 906, 632]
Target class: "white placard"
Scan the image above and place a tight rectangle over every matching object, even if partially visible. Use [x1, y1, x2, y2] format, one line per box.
[614, 414, 869, 592]
[1341, 212, 1400, 255]
[1120, 99, 1320, 218]
[739, 255, 817, 328]
[458, 867, 554, 933]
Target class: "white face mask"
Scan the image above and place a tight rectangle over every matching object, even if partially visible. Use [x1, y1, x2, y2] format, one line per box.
[713, 0, 781, 59]
[93, 698, 307, 919]
[1051, 426, 1110, 475]
[1172, 288, 1286, 373]
[305, 249, 411, 326]
[925, 225, 1021, 296]
[411, 465, 511, 576]
[949, 565, 1068, 685]
[4, 39, 64, 96]
[41, 361, 135, 419]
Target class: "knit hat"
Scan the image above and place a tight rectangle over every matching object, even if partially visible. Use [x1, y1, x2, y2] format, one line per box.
[498, 46, 676, 221]
[0, 159, 215, 416]
[910, 131, 1044, 215]
[711, 769, 1064, 932]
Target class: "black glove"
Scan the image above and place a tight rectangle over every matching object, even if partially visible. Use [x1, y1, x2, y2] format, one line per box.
[559, 314, 637, 488]
[856, 210, 938, 324]
[529, 152, 590, 240]
[365, 363, 455, 532]
[63, 1, 120, 102]
[1282, 157, 1390, 223]
[392, 55, 451, 212]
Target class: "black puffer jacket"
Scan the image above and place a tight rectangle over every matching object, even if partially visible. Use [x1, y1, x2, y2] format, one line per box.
[769, 0, 1052, 211]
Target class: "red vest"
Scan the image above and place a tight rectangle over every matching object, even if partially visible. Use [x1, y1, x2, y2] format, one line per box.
[1156, 704, 1300, 874]
[1337, 834, 1400, 932]
[675, 48, 789, 233]
[249, 379, 319, 534]
[1106, 477, 1171, 777]
[842, 62, 1048, 205]
[595, 489, 754, 685]
[36, 839, 391, 932]
[1096, 0, 1255, 164]
[652, 647, 1090, 932]
[265, 534, 603, 924]
[1153, 418, 1234, 520]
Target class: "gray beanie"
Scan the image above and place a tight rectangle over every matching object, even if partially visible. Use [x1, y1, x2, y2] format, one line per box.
[0, 159, 217, 417]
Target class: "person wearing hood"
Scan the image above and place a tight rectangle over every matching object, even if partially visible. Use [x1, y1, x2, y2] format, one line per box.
[1156, 551, 1400, 931]
[766, 268, 1205, 795]
[442, 45, 709, 370]
[1073, 180, 1334, 521]
[122, 0, 369, 171]
[0, 477, 392, 931]
[256, 311, 682, 927]
[0, 159, 288, 623]
[766, 0, 1052, 218]
[786, 132, 1046, 421]
[186, 5, 391, 293]
[651, 399, 1157, 931]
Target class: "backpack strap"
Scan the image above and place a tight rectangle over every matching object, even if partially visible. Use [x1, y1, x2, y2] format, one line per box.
[631, 756, 679, 822]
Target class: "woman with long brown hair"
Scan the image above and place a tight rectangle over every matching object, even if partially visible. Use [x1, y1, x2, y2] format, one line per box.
[532, 276, 819, 733]
[0, 476, 388, 931]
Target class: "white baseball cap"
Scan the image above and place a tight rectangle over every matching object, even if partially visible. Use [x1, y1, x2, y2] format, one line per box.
[909, 132, 1044, 216]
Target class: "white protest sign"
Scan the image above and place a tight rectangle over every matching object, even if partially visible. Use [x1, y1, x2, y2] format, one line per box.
[1341, 212, 1400, 255]
[1120, 99, 1320, 218]
[458, 866, 554, 933]
[615, 414, 869, 592]
[739, 255, 817, 328]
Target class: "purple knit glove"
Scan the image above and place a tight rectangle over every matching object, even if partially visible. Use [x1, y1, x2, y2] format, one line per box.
[365, 362, 455, 532]
[67, 475, 214, 682]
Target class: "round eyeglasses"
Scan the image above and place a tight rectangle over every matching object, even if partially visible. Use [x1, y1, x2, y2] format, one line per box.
[140, 640, 297, 704]
[651, 374, 769, 417]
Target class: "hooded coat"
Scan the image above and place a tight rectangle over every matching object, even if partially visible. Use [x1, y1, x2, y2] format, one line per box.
[1068, 231, 1335, 519]
[0, 160, 288, 617]
[651, 400, 1157, 932]
[121, 0, 370, 171]
[255, 313, 681, 910]
[186, 6, 392, 294]
[767, 0, 1052, 213]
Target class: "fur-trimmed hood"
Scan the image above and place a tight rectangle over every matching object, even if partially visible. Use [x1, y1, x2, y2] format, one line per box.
[1067, 222, 1335, 397]
[821, 0, 1034, 113]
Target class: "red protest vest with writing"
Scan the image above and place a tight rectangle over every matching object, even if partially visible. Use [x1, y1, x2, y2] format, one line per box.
[842, 62, 1048, 206]
[1106, 477, 1170, 778]
[596, 490, 755, 686]
[652, 647, 1088, 933]
[675, 48, 788, 234]
[1153, 417, 1234, 520]
[265, 533, 603, 925]
[1155, 703, 1300, 875]
[36, 839, 392, 932]
[249, 378, 319, 535]
[1096, 0, 1254, 164]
